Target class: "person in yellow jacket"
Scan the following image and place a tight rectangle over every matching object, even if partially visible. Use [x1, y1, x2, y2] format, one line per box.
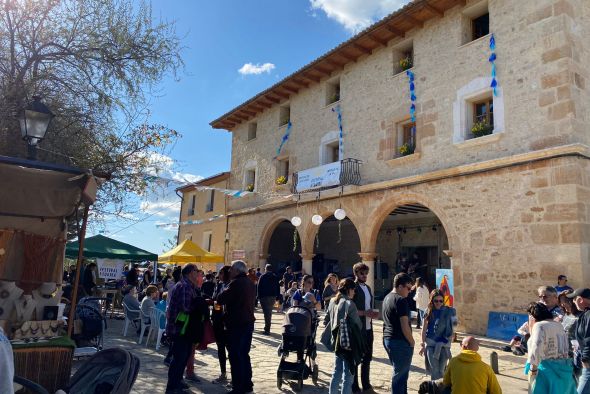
[443, 336, 502, 394]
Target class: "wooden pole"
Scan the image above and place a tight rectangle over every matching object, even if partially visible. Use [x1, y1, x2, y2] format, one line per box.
[67, 204, 90, 337]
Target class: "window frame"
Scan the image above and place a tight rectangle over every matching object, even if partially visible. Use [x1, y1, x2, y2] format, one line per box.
[247, 122, 257, 141]
[205, 189, 215, 212]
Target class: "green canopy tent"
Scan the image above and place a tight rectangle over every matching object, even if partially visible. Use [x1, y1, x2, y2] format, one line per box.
[65, 234, 157, 261]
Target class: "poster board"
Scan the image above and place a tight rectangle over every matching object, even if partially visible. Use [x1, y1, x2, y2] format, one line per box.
[96, 258, 124, 280]
[486, 311, 528, 341]
[435, 269, 454, 307]
[295, 161, 341, 192]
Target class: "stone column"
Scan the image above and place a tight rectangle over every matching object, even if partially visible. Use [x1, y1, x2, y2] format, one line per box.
[358, 252, 378, 292]
[300, 253, 314, 276]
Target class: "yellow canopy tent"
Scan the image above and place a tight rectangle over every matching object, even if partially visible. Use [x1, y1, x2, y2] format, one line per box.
[158, 239, 224, 267]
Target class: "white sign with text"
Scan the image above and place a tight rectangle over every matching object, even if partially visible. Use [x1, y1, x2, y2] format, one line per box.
[96, 258, 125, 280]
[295, 161, 341, 192]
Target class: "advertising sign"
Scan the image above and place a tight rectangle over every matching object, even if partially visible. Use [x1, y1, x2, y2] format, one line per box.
[435, 268, 454, 307]
[96, 258, 125, 280]
[295, 161, 341, 192]
[231, 250, 246, 260]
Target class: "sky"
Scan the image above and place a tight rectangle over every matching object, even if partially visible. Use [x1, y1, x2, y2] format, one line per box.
[99, 0, 412, 253]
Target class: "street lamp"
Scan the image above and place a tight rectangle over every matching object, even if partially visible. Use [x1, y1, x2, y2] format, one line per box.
[19, 96, 54, 160]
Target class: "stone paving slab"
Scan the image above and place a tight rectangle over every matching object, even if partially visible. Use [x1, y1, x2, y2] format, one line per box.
[84, 309, 529, 393]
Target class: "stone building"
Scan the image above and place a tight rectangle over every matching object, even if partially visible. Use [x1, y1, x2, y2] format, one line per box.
[177, 172, 230, 262]
[209, 0, 589, 334]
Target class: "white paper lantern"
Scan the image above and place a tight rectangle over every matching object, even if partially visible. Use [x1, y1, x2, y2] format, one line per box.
[334, 208, 347, 220]
[291, 216, 302, 227]
[311, 214, 323, 226]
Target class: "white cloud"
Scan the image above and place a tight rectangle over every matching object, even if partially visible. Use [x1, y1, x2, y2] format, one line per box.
[309, 0, 411, 33]
[238, 62, 276, 75]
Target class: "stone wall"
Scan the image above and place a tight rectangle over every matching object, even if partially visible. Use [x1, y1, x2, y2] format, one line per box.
[227, 155, 590, 334]
[226, 0, 587, 214]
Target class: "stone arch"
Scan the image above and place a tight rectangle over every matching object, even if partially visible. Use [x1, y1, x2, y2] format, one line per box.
[258, 213, 300, 257]
[301, 206, 363, 256]
[363, 191, 459, 255]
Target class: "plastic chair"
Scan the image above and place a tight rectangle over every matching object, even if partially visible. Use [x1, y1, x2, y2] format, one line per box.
[122, 303, 141, 337]
[146, 308, 166, 350]
[137, 308, 151, 344]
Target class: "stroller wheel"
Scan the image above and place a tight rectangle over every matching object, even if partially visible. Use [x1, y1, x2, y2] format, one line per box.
[276, 371, 282, 390]
[311, 364, 319, 385]
[294, 377, 303, 392]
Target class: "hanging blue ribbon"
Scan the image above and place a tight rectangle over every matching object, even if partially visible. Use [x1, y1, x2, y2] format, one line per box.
[332, 105, 344, 159]
[407, 70, 417, 148]
[489, 34, 498, 96]
[274, 121, 292, 159]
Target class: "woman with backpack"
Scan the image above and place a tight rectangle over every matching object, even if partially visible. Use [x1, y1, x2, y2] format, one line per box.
[323, 278, 364, 394]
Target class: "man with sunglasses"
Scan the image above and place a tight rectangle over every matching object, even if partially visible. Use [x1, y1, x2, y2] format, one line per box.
[351, 262, 379, 393]
[382, 273, 415, 394]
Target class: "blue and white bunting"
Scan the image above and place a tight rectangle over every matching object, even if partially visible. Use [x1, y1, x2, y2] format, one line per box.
[489, 34, 498, 96]
[274, 121, 292, 158]
[332, 105, 344, 159]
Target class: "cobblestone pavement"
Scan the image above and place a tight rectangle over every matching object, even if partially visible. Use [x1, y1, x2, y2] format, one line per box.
[88, 309, 529, 393]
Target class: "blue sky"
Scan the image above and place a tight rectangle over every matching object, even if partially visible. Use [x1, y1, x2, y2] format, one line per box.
[100, 0, 411, 253]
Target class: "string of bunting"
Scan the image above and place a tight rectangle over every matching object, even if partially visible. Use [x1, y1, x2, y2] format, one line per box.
[274, 121, 292, 159]
[406, 70, 417, 147]
[331, 105, 344, 158]
[155, 214, 227, 228]
[489, 34, 498, 96]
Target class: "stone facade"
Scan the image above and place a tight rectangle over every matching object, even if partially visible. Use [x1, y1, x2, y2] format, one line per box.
[177, 172, 229, 266]
[214, 0, 590, 334]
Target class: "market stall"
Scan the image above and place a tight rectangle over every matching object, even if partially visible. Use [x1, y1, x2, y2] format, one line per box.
[159, 239, 224, 271]
[0, 155, 99, 392]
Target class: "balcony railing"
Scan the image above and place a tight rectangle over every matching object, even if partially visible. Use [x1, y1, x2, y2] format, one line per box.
[292, 158, 362, 193]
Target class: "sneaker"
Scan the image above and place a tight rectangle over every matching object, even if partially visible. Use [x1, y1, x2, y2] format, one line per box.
[501, 345, 512, 352]
[185, 374, 201, 383]
[262, 330, 270, 335]
[212, 374, 227, 384]
[179, 381, 190, 389]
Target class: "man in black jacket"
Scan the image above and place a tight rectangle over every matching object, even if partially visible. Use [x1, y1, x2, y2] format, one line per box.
[217, 260, 256, 394]
[351, 262, 378, 393]
[257, 264, 280, 335]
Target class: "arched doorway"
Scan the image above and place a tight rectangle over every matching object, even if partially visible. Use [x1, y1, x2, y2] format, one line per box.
[267, 220, 302, 273]
[312, 215, 361, 284]
[373, 203, 450, 298]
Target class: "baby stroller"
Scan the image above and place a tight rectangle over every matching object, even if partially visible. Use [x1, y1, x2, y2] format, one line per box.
[276, 305, 319, 391]
[73, 297, 107, 349]
[15, 348, 140, 394]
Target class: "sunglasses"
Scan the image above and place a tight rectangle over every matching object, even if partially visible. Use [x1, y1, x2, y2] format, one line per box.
[538, 295, 550, 299]
[433, 299, 444, 304]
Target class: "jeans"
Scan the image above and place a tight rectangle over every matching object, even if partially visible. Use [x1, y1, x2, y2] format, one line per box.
[579, 367, 590, 394]
[214, 329, 228, 375]
[166, 335, 193, 391]
[417, 310, 425, 327]
[353, 329, 373, 391]
[426, 346, 450, 380]
[227, 322, 254, 393]
[329, 353, 354, 394]
[260, 296, 275, 332]
[383, 338, 414, 394]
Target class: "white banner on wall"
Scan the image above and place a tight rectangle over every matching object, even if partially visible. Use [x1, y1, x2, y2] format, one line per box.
[295, 161, 341, 192]
[96, 258, 125, 280]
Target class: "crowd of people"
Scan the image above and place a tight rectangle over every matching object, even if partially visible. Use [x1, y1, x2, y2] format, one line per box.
[112, 258, 590, 394]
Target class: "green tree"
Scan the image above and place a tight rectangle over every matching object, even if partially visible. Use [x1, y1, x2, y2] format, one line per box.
[0, 0, 184, 220]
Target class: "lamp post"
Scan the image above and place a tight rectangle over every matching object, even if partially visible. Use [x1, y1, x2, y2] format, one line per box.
[19, 96, 54, 160]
